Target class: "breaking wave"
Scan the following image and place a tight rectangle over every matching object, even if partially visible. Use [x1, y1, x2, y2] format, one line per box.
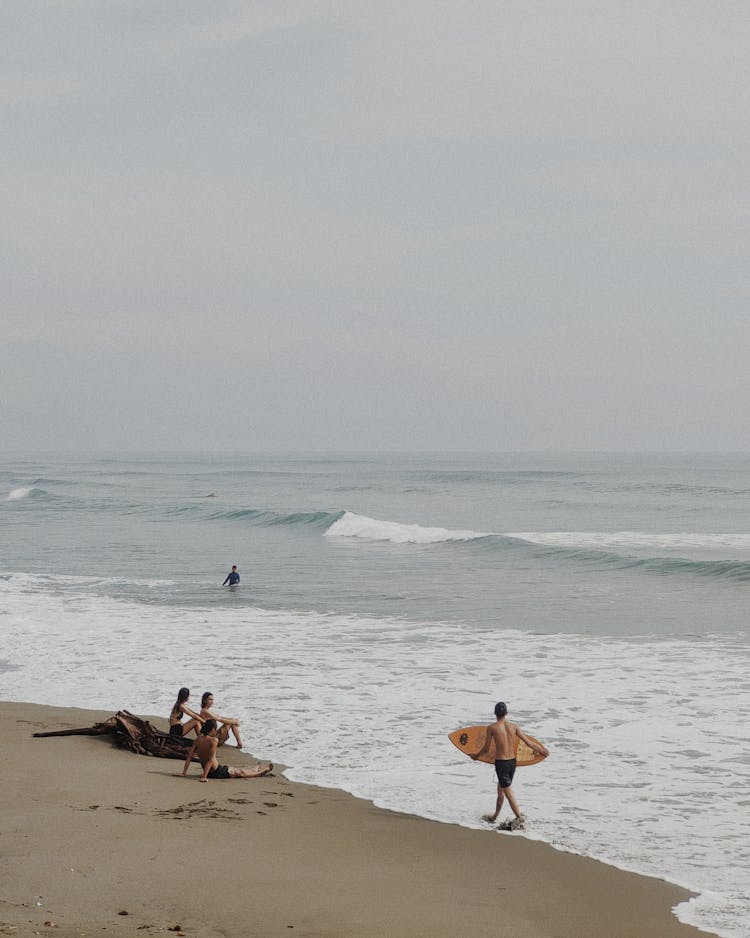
[325, 511, 486, 543]
[6, 487, 32, 500]
[4, 486, 65, 503]
[325, 512, 750, 581]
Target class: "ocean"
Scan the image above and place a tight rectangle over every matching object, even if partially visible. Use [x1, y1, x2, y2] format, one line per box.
[1, 452, 748, 937]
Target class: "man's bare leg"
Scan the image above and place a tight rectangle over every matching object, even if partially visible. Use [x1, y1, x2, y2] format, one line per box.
[216, 724, 230, 746]
[227, 762, 273, 779]
[502, 785, 527, 829]
[483, 786, 505, 823]
[503, 784, 523, 820]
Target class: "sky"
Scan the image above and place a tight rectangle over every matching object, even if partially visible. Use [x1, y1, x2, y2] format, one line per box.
[2, 1, 749, 452]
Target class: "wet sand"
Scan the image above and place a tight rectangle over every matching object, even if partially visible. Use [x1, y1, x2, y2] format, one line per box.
[0, 701, 710, 938]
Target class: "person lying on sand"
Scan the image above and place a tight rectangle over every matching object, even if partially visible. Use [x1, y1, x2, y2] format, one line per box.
[180, 719, 272, 782]
[199, 691, 243, 748]
[471, 701, 548, 829]
[169, 687, 204, 739]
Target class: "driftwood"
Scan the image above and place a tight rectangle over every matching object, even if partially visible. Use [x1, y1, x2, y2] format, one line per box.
[33, 710, 198, 761]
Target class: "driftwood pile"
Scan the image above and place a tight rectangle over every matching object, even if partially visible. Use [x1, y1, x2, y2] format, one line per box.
[33, 710, 198, 761]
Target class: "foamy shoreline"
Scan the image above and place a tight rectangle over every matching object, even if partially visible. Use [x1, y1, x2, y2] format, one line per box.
[0, 699, 711, 938]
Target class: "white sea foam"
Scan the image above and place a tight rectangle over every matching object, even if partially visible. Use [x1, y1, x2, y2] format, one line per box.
[4, 571, 175, 590]
[6, 487, 32, 500]
[510, 531, 750, 557]
[1, 573, 748, 937]
[326, 511, 487, 543]
[326, 512, 750, 561]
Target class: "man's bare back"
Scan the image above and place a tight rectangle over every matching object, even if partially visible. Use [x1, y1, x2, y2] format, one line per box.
[486, 718, 523, 760]
[193, 733, 219, 774]
[179, 719, 272, 782]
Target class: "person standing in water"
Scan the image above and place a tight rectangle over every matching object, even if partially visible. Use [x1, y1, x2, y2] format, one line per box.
[222, 565, 240, 587]
[471, 701, 549, 829]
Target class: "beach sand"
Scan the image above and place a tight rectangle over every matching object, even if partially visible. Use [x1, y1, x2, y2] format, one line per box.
[0, 701, 709, 938]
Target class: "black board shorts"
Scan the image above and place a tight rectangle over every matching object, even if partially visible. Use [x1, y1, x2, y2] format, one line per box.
[207, 764, 231, 780]
[169, 724, 184, 737]
[494, 757, 517, 788]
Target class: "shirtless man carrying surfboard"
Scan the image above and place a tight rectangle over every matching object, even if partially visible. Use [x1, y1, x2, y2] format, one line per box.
[471, 701, 548, 829]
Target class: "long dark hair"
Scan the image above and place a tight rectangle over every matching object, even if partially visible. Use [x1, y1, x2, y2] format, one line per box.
[172, 687, 190, 716]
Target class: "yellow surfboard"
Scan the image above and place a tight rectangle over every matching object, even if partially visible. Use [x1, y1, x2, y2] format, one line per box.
[448, 725, 548, 767]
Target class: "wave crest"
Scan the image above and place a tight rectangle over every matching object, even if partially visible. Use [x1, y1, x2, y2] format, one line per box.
[214, 508, 343, 528]
[323, 512, 750, 580]
[6, 487, 32, 500]
[325, 511, 488, 544]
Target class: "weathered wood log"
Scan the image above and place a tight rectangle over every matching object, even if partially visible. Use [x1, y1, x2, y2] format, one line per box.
[33, 710, 198, 761]
[32, 726, 112, 737]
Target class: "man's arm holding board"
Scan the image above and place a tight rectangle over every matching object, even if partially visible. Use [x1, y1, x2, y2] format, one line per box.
[516, 726, 549, 757]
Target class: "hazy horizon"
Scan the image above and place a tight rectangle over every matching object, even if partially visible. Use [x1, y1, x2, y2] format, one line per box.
[3, 2, 749, 453]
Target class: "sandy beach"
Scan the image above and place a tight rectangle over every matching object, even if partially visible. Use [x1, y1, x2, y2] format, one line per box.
[0, 701, 711, 938]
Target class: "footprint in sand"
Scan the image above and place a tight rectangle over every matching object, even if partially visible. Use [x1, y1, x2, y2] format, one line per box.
[156, 804, 242, 821]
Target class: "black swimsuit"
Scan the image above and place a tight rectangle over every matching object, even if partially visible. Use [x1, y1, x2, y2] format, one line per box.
[494, 757, 516, 788]
[207, 764, 230, 780]
[169, 706, 184, 736]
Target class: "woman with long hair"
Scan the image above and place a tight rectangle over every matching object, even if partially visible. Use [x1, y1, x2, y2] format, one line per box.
[169, 687, 203, 738]
[199, 691, 243, 748]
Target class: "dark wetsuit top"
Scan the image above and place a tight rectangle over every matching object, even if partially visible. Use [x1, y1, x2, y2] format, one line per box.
[223, 571, 240, 586]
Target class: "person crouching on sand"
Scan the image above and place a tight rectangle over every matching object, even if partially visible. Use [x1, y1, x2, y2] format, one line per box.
[180, 719, 272, 782]
[199, 691, 243, 748]
[169, 687, 203, 739]
[471, 701, 548, 830]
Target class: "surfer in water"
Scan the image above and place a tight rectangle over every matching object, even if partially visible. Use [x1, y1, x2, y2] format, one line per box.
[222, 565, 240, 587]
[471, 701, 549, 829]
[179, 719, 272, 782]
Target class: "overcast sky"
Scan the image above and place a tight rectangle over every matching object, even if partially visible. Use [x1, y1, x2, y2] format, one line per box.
[2, 1, 749, 452]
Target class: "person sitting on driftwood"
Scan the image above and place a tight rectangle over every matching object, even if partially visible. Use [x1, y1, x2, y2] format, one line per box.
[169, 687, 203, 739]
[179, 719, 272, 782]
[199, 691, 243, 748]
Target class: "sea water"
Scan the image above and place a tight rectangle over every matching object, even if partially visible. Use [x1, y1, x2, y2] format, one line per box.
[1, 452, 748, 937]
